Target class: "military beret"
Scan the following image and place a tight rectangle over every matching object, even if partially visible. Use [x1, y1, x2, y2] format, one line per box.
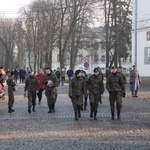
[45, 67, 51, 70]
[82, 70, 86, 74]
[75, 69, 81, 75]
[111, 66, 117, 69]
[93, 68, 99, 72]
[117, 66, 122, 69]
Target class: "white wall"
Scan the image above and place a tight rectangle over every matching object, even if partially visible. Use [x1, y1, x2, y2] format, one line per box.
[137, 29, 150, 76]
[137, 0, 150, 29]
[132, 0, 150, 77]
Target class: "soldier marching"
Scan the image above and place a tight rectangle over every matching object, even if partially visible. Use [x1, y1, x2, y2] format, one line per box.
[1, 66, 133, 121]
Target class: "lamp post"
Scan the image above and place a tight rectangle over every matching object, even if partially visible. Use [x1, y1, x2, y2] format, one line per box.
[134, 0, 138, 65]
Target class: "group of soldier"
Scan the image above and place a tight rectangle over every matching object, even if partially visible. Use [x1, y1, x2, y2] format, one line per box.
[69, 66, 125, 121]
[0, 65, 140, 121]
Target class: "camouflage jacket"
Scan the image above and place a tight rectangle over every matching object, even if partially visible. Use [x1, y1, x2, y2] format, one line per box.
[106, 72, 125, 92]
[118, 72, 127, 84]
[7, 76, 16, 91]
[44, 73, 58, 91]
[24, 76, 40, 92]
[86, 74, 104, 94]
[69, 76, 87, 97]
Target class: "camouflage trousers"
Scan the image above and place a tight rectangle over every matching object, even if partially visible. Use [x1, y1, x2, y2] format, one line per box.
[8, 90, 14, 108]
[89, 92, 99, 112]
[109, 91, 122, 115]
[45, 88, 57, 107]
[71, 95, 83, 113]
[28, 91, 37, 107]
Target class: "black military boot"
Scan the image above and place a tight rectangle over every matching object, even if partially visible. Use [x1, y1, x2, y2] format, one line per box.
[8, 107, 12, 113]
[90, 110, 93, 118]
[28, 106, 31, 113]
[52, 104, 55, 113]
[99, 97, 102, 104]
[111, 112, 115, 120]
[75, 113, 78, 120]
[117, 111, 120, 120]
[48, 106, 52, 113]
[78, 109, 81, 118]
[84, 97, 87, 110]
[32, 106, 36, 112]
[11, 108, 15, 112]
[94, 111, 97, 120]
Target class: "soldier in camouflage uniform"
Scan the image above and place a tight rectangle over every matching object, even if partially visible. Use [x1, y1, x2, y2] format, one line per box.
[24, 71, 40, 113]
[117, 66, 127, 97]
[69, 70, 87, 120]
[86, 68, 104, 120]
[44, 68, 58, 113]
[81, 70, 88, 110]
[7, 71, 16, 113]
[106, 66, 125, 120]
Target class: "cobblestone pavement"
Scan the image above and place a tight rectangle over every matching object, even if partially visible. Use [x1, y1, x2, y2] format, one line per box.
[0, 83, 150, 150]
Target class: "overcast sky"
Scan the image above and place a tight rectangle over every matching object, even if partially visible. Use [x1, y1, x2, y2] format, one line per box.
[0, 0, 33, 17]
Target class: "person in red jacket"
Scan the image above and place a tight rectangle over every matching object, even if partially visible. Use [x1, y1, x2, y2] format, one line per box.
[36, 69, 45, 104]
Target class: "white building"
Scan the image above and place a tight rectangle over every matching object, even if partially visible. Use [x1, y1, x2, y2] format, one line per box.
[132, 0, 150, 77]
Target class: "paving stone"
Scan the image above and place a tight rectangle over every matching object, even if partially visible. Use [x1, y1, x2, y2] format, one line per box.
[0, 83, 150, 150]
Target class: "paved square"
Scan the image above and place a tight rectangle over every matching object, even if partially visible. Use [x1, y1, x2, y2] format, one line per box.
[0, 84, 149, 150]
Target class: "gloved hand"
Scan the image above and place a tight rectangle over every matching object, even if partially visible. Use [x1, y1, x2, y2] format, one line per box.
[123, 92, 126, 97]
[109, 91, 112, 94]
[130, 82, 132, 85]
[24, 92, 27, 98]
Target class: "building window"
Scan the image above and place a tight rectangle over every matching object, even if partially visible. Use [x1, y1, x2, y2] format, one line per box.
[146, 31, 150, 41]
[144, 47, 150, 64]
[101, 55, 105, 62]
[57, 54, 59, 62]
[94, 54, 98, 62]
[79, 54, 83, 63]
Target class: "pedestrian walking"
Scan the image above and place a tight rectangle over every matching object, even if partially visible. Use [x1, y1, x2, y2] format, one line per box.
[36, 69, 45, 104]
[67, 68, 74, 84]
[44, 68, 58, 113]
[130, 65, 141, 97]
[60, 68, 65, 86]
[105, 67, 111, 79]
[69, 70, 87, 120]
[24, 70, 40, 113]
[14, 68, 19, 83]
[86, 68, 104, 120]
[81, 70, 88, 110]
[106, 66, 125, 120]
[117, 66, 127, 97]
[22, 68, 26, 83]
[97, 67, 104, 104]
[6, 71, 16, 113]
[55, 68, 61, 85]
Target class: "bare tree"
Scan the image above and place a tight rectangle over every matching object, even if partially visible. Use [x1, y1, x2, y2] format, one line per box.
[100, 0, 132, 67]
[0, 18, 16, 70]
[57, 0, 92, 69]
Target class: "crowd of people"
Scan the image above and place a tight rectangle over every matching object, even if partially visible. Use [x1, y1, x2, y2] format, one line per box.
[0, 65, 141, 121]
